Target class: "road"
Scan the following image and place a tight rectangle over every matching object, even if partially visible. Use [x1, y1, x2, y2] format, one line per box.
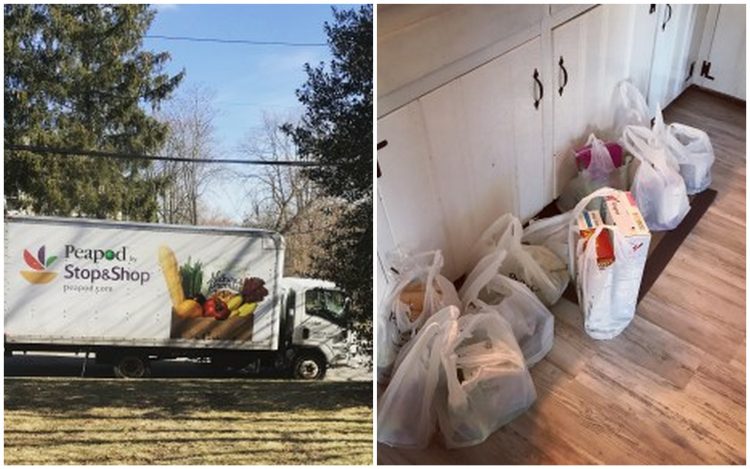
[4, 352, 372, 380]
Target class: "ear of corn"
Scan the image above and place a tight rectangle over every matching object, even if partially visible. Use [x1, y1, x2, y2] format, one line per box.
[158, 246, 185, 307]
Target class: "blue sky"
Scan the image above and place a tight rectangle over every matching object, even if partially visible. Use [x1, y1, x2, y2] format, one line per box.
[142, 4, 338, 222]
[144, 4, 335, 150]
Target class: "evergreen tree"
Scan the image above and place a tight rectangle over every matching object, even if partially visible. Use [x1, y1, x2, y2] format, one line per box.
[283, 5, 373, 343]
[4, 4, 183, 219]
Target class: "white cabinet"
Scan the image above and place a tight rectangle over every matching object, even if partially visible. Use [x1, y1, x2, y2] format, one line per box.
[378, 4, 547, 116]
[376, 190, 397, 304]
[377, 101, 455, 275]
[376, 4, 723, 284]
[377, 37, 545, 280]
[647, 4, 701, 114]
[551, 4, 655, 196]
[697, 4, 746, 100]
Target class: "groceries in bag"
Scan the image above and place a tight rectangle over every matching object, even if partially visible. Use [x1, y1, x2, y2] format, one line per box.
[522, 211, 573, 266]
[653, 106, 714, 194]
[377, 251, 460, 382]
[568, 188, 651, 339]
[621, 125, 690, 231]
[460, 250, 554, 367]
[436, 310, 536, 448]
[576, 210, 615, 267]
[557, 134, 632, 211]
[378, 306, 460, 449]
[471, 214, 569, 306]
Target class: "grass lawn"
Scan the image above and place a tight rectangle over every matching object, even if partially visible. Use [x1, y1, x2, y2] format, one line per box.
[5, 378, 373, 465]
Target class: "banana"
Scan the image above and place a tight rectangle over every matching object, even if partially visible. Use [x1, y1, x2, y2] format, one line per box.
[226, 294, 243, 311]
[237, 302, 257, 317]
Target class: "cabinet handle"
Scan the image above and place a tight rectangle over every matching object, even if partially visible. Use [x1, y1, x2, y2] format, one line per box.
[558, 56, 568, 96]
[649, 4, 656, 14]
[662, 4, 672, 30]
[533, 68, 543, 109]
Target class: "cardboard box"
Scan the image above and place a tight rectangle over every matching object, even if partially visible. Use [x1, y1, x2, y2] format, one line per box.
[601, 190, 651, 314]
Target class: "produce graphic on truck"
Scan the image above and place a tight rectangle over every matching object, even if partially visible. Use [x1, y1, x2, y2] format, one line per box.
[5, 216, 363, 379]
[157, 245, 270, 341]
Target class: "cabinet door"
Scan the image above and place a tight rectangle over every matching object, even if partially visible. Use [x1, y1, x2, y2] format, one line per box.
[376, 102, 455, 275]
[418, 37, 545, 278]
[647, 4, 698, 114]
[627, 4, 660, 96]
[698, 4, 746, 100]
[376, 189, 396, 305]
[551, 5, 637, 195]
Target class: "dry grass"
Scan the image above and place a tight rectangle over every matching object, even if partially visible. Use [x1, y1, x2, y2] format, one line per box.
[5, 378, 373, 465]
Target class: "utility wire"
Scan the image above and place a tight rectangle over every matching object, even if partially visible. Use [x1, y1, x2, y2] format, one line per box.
[144, 34, 327, 47]
[4, 144, 336, 167]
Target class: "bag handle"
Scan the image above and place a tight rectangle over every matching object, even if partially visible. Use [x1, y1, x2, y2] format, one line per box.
[586, 133, 615, 180]
[566, 187, 620, 279]
[622, 125, 675, 171]
[459, 250, 508, 309]
[578, 224, 627, 307]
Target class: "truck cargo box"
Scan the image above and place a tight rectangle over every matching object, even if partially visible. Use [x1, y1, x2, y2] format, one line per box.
[5, 216, 284, 351]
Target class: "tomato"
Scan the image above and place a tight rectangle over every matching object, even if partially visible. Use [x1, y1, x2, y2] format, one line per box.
[203, 297, 230, 320]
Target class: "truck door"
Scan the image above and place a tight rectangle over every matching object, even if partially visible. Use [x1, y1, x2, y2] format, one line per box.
[294, 288, 351, 366]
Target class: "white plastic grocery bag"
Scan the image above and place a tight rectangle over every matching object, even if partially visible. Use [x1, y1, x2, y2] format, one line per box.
[436, 310, 536, 448]
[567, 188, 650, 339]
[653, 106, 714, 194]
[460, 250, 554, 367]
[471, 214, 569, 306]
[378, 306, 460, 449]
[377, 250, 460, 382]
[557, 134, 630, 211]
[622, 125, 690, 231]
[612, 80, 650, 138]
[522, 211, 574, 265]
[574, 225, 637, 339]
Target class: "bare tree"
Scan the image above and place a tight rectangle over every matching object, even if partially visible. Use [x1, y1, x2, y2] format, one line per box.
[238, 112, 339, 275]
[155, 86, 222, 225]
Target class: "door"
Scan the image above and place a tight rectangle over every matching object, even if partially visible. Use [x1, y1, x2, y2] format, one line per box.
[647, 4, 699, 114]
[551, 5, 639, 196]
[376, 101, 456, 276]
[376, 189, 396, 305]
[627, 4, 660, 96]
[295, 288, 349, 363]
[698, 4, 746, 100]
[418, 36, 545, 278]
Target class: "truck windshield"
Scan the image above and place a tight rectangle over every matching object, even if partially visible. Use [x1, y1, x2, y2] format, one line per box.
[306, 288, 347, 324]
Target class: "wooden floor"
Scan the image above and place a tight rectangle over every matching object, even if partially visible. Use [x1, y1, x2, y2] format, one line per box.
[377, 87, 746, 464]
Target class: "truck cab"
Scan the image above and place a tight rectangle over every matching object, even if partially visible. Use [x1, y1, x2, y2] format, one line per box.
[280, 277, 357, 379]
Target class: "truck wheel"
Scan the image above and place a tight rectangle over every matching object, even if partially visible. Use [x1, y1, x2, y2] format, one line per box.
[113, 355, 150, 379]
[293, 353, 326, 380]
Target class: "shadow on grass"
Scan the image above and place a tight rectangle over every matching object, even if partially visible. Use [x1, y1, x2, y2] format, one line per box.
[5, 378, 373, 416]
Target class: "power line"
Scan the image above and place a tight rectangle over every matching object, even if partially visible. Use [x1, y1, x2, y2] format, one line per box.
[144, 34, 327, 47]
[4, 144, 336, 167]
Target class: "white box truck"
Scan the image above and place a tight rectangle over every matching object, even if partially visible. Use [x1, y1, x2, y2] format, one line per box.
[5, 216, 360, 379]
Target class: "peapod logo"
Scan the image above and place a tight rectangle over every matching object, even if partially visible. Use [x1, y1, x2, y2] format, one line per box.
[65, 245, 127, 263]
[63, 244, 151, 285]
[20, 246, 59, 284]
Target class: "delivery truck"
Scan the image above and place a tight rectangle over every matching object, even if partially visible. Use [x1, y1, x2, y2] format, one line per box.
[5, 216, 359, 379]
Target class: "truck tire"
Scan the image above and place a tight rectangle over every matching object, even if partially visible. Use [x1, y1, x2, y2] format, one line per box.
[113, 355, 150, 379]
[292, 352, 326, 380]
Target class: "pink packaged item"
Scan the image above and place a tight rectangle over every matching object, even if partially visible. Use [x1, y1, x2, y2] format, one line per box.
[575, 142, 624, 170]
